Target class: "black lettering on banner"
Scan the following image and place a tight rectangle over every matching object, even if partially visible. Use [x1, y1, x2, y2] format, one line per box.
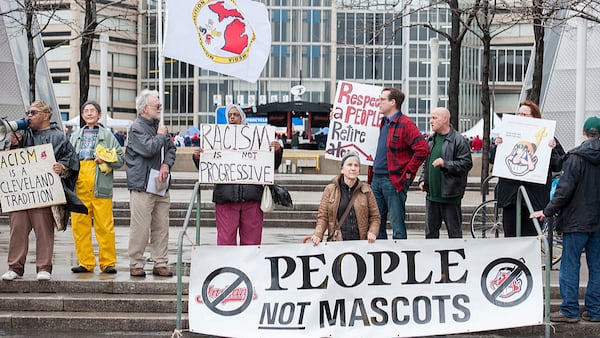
[432, 295, 451, 323]
[412, 296, 431, 324]
[370, 297, 388, 326]
[319, 299, 346, 328]
[297, 254, 328, 290]
[435, 249, 468, 283]
[367, 251, 400, 286]
[391, 296, 410, 325]
[452, 294, 471, 322]
[349, 298, 370, 327]
[258, 301, 310, 329]
[331, 252, 367, 288]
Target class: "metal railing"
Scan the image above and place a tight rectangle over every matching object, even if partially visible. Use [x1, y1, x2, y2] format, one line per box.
[516, 185, 551, 338]
[175, 181, 201, 331]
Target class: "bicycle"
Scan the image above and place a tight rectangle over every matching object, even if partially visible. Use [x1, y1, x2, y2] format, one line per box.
[469, 175, 563, 268]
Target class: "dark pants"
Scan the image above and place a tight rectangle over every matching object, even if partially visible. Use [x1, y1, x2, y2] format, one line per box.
[425, 200, 463, 239]
[503, 204, 538, 237]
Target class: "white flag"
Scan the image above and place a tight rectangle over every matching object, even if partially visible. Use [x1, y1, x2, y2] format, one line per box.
[164, 0, 271, 83]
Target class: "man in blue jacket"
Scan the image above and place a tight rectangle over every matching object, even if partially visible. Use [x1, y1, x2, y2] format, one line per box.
[418, 107, 472, 238]
[531, 116, 600, 323]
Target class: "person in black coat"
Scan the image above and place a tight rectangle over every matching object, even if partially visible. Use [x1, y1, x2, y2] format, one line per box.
[192, 105, 283, 245]
[531, 116, 600, 323]
[490, 101, 565, 237]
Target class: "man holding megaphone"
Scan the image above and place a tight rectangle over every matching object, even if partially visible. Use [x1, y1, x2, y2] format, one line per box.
[1, 100, 86, 282]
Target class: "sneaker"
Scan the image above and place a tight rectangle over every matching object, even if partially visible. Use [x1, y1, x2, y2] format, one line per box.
[582, 311, 600, 322]
[36, 271, 51, 281]
[1, 270, 21, 281]
[550, 311, 580, 323]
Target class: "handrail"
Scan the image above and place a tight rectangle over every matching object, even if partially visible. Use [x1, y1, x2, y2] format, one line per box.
[480, 175, 496, 203]
[175, 181, 201, 331]
[516, 185, 551, 338]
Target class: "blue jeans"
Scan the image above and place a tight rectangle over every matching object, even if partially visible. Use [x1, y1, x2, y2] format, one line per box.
[559, 231, 600, 318]
[372, 174, 408, 239]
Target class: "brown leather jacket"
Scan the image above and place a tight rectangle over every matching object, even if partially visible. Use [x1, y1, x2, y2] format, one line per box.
[314, 175, 380, 241]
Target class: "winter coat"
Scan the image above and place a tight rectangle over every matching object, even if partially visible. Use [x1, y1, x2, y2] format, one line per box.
[419, 128, 473, 199]
[543, 138, 600, 233]
[125, 116, 176, 192]
[70, 126, 125, 198]
[313, 175, 380, 241]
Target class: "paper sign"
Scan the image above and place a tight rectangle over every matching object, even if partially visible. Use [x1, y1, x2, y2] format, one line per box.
[492, 115, 556, 184]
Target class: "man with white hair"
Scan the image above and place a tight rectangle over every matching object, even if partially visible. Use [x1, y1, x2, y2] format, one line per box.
[418, 107, 472, 238]
[125, 89, 176, 278]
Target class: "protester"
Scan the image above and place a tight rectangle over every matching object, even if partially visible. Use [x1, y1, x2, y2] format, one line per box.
[125, 89, 177, 277]
[418, 107, 472, 238]
[311, 152, 380, 245]
[114, 130, 125, 146]
[531, 116, 600, 323]
[193, 105, 283, 245]
[1, 100, 86, 281]
[291, 131, 300, 149]
[69, 101, 124, 274]
[370, 87, 430, 239]
[191, 131, 200, 147]
[491, 100, 564, 237]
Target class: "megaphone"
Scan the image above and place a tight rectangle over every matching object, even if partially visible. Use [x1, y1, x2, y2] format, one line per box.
[0, 118, 28, 142]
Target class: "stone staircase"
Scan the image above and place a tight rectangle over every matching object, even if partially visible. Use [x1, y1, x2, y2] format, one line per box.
[0, 279, 598, 336]
[0, 279, 189, 334]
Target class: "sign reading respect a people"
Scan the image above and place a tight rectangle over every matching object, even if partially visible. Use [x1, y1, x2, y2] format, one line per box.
[0, 144, 66, 213]
[492, 115, 556, 184]
[325, 81, 383, 165]
[199, 124, 277, 184]
[188, 238, 543, 338]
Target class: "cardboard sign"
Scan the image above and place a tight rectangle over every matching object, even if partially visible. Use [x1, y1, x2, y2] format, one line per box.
[0, 144, 66, 212]
[199, 124, 277, 184]
[325, 81, 383, 165]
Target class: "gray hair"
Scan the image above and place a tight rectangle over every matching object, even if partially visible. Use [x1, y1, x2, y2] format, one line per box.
[340, 151, 360, 168]
[135, 89, 159, 115]
[81, 100, 101, 113]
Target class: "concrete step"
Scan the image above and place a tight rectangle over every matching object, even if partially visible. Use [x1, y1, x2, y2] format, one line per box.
[0, 311, 188, 332]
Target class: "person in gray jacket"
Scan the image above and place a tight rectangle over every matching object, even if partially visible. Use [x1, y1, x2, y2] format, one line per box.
[418, 107, 473, 238]
[125, 89, 176, 278]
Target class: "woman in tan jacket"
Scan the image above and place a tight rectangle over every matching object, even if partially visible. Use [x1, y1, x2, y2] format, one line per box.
[311, 152, 380, 245]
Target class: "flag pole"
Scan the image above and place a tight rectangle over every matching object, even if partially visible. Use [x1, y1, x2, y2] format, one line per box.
[158, 0, 165, 126]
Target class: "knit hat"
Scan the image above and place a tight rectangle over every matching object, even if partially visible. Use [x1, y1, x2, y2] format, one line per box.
[340, 151, 360, 168]
[583, 116, 600, 136]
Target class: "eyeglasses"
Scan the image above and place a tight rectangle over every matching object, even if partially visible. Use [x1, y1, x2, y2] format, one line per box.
[26, 110, 46, 116]
[151, 103, 162, 110]
[83, 108, 98, 114]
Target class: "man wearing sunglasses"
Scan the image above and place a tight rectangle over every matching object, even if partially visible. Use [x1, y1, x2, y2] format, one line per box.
[1, 100, 86, 282]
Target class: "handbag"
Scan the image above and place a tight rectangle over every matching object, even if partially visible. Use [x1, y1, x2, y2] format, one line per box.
[260, 185, 275, 212]
[328, 189, 359, 242]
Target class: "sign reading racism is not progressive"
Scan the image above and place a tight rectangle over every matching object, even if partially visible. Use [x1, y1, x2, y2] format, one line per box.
[0, 144, 66, 213]
[199, 124, 277, 185]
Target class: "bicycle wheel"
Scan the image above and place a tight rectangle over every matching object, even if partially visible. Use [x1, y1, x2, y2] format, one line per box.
[541, 217, 563, 268]
[470, 199, 503, 238]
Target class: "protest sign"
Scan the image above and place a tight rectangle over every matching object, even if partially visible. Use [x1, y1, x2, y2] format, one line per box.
[325, 81, 383, 165]
[492, 115, 556, 184]
[189, 238, 542, 338]
[199, 124, 277, 184]
[0, 144, 66, 212]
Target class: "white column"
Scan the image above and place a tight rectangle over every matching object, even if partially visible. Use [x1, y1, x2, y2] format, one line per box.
[430, 38, 439, 113]
[575, 18, 587, 145]
[99, 33, 108, 126]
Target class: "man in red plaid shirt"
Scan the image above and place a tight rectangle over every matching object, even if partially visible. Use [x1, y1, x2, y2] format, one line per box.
[369, 88, 430, 239]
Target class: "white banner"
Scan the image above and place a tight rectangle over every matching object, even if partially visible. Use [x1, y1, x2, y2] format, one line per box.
[0, 144, 66, 212]
[189, 238, 543, 337]
[492, 115, 556, 184]
[199, 124, 277, 184]
[325, 81, 383, 166]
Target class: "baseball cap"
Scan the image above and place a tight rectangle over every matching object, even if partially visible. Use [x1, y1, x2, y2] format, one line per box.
[583, 116, 600, 136]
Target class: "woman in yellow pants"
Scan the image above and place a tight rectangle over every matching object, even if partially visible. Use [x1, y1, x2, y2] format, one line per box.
[69, 101, 125, 273]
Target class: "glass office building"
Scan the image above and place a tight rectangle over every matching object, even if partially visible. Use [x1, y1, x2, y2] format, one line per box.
[142, 1, 531, 132]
